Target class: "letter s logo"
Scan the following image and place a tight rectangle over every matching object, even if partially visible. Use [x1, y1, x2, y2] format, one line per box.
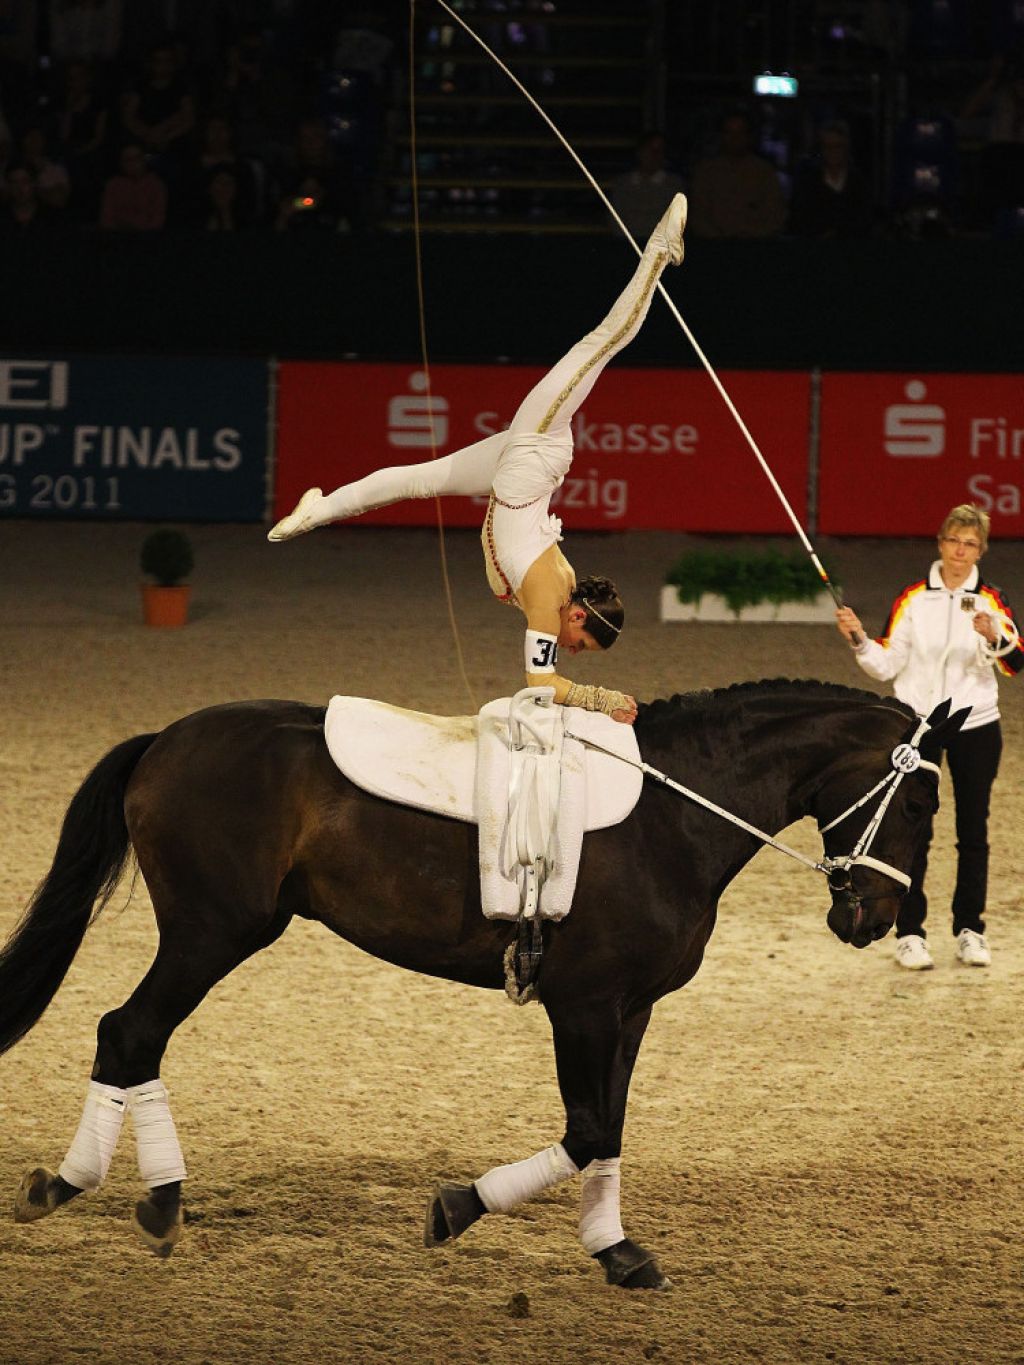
[884, 380, 945, 457]
[388, 371, 449, 449]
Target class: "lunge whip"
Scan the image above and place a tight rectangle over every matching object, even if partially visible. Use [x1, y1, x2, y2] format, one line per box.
[424, 0, 847, 614]
[409, 3, 478, 711]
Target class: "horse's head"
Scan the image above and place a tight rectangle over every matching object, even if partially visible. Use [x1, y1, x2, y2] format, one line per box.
[816, 700, 971, 948]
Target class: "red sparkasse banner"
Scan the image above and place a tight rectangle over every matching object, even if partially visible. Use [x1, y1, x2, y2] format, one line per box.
[819, 372, 1024, 538]
[274, 362, 809, 532]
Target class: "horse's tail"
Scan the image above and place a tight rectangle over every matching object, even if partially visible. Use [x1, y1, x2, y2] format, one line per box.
[0, 732, 158, 1057]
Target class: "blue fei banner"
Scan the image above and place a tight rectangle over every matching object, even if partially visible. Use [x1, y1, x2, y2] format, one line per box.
[0, 357, 267, 521]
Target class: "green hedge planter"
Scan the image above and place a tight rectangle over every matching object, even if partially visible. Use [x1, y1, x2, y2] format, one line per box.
[661, 548, 837, 623]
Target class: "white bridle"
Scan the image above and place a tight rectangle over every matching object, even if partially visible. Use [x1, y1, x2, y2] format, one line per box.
[815, 717, 940, 891]
[567, 717, 941, 895]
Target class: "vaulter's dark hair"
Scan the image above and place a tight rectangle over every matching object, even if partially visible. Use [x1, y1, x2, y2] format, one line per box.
[571, 575, 624, 650]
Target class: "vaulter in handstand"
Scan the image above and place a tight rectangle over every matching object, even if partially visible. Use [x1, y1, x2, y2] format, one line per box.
[269, 193, 688, 725]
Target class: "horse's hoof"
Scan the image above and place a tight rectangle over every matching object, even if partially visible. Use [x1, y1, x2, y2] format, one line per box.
[423, 1182, 486, 1248]
[14, 1167, 63, 1223]
[132, 1195, 183, 1258]
[594, 1238, 672, 1291]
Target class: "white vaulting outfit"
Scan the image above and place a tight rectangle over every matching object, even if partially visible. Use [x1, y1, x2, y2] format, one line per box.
[309, 217, 677, 603]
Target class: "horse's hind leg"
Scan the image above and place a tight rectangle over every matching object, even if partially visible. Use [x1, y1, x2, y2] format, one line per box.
[109, 908, 290, 1256]
[25, 903, 290, 1257]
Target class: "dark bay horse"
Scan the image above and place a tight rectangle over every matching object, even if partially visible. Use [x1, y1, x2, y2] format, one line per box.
[0, 680, 963, 1287]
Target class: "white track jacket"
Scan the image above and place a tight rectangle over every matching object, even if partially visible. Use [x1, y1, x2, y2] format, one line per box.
[853, 562, 1022, 731]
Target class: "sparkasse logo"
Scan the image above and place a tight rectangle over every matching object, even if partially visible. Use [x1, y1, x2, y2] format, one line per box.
[884, 379, 945, 457]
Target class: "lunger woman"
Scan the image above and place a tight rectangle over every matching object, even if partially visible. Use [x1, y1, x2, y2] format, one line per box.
[836, 504, 1022, 970]
[269, 194, 689, 725]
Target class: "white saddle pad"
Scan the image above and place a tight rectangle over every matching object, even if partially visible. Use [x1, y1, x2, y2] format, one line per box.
[324, 694, 641, 830]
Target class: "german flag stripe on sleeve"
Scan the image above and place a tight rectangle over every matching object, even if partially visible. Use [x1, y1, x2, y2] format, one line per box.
[877, 579, 928, 647]
[979, 583, 1024, 677]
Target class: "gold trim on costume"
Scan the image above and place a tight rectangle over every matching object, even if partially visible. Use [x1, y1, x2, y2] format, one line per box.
[482, 494, 517, 604]
[537, 250, 668, 434]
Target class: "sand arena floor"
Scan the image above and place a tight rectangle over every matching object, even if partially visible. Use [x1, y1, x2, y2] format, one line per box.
[0, 522, 1021, 1365]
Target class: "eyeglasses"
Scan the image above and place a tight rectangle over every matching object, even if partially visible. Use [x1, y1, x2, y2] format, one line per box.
[940, 536, 982, 551]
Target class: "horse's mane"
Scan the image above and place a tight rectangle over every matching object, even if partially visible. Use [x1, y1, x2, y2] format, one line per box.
[636, 678, 915, 731]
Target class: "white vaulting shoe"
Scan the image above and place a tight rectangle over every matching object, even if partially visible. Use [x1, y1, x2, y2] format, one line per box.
[956, 928, 991, 967]
[652, 192, 687, 266]
[894, 934, 934, 971]
[267, 487, 325, 542]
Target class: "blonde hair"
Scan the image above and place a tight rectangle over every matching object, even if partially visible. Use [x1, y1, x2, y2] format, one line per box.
[938, 503, 989, 554]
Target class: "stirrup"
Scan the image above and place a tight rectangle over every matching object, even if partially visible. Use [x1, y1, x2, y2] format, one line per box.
[503, 915, 543, 1005]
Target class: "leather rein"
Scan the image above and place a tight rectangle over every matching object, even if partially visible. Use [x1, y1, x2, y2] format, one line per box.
[566, 716, 941, 896]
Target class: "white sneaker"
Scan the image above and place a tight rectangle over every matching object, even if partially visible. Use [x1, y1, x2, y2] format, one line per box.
[267, 487, 325, 542]
[894, 934, 934, 970]
[652, 192, 687, 265]
[956, 928, 991, 967]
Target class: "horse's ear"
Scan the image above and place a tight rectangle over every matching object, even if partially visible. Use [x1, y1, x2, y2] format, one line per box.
[919, 704, 973, 762]
[925, 698, 952, 726]
[944, 705, 973, 738]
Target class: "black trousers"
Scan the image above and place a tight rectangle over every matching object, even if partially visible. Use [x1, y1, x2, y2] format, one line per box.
[896, 720, 1003, 939]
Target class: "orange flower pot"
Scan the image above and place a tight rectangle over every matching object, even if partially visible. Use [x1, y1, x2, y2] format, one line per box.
[141, 584, 191, 628]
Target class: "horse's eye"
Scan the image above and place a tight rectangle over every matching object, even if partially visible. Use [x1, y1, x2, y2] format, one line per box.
[905, 798, 928, 818]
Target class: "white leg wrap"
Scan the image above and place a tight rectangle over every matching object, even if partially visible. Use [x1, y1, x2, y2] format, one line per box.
[578, 1158, 625, 1254]
[57, 1081, 128, 1191]
[127, 1081, 187, 1188]
[475, 1142, 578, 1214]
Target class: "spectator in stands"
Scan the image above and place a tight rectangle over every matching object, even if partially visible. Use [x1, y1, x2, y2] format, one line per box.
[274, 171, 345, 233]
[120, 0, 220, 71]
[55, 58, 109, 218]
[689, 109, 786, 238]
[0, 161, 63, 235]
[200, 166, 243, 231]
[120, 40, 195, 159]
[863, 0, 909, 63]
[183, 112, 261, 225]
[19, 124, 72, 212]
[98, 139, 167, 230]
[48, 0, 123, 66]
[217, 25, 293, 163]
[788, 120, 873, 238]
[610, 131, 685, 241]
[332, 4, 396, 88]
[0, 0, 38, 86]
[57, 58, 109, 159]
[276, 115, 358, 232]
[961, 53, 1024, 223]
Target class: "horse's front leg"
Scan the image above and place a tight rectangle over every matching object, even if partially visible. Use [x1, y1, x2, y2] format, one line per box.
[425, 1002, 666, 1289]
[550, 1001, 669, 1290]
[423, 1004, 610, 1252]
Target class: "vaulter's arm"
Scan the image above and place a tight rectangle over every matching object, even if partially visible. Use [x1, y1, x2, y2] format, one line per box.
[522, 603, 577, 705]
[520, 604, 636, 724]
[515, 549, 636, 722]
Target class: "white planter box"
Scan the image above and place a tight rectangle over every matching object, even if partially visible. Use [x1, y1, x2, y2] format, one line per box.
[660, 586, 836, 624]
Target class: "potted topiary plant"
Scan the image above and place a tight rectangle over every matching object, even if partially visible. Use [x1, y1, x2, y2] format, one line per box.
[661, 547, 837, 623]
[140, 528, 194, 628]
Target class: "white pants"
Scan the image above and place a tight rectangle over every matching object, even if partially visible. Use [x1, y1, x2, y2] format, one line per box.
[319, 230, 673, 587]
